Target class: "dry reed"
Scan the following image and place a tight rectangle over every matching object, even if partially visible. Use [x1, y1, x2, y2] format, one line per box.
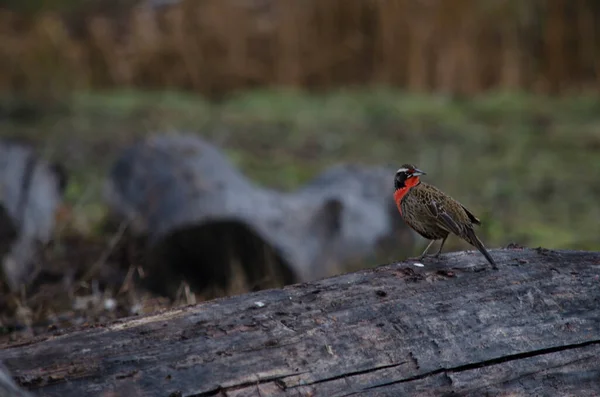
[1, 0, 599, 97]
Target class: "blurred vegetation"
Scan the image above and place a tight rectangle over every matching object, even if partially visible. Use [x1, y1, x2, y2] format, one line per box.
[1, 0, 599, 340]
[1, 0, 600, 96]
[1, 89, 599, 254]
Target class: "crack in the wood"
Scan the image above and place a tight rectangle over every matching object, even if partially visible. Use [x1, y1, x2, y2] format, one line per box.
[289, 361, 408, 388]
[190, 362, 410, 396]
[189, 371, 309, 397]
[463, 355, 596, 397]
[355, 338, 600, 393]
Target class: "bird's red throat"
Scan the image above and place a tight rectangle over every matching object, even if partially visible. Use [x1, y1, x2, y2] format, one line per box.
[394, 176, 420, 215]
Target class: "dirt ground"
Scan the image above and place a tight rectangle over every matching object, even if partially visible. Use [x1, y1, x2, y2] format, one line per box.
[0, 228, 175, 344]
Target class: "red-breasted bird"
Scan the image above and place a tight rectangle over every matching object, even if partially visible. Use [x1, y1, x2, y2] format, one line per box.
[393, 164, 497, 269]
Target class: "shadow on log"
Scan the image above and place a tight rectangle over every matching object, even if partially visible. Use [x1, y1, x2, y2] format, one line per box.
[1, 247, 600, 396]
[104, 134, 414, 298]
[151, 220, 297, 296]
[0, 140, 67, 291]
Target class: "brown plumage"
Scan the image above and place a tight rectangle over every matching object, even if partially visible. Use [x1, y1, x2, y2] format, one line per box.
[393, 164, 497, 269]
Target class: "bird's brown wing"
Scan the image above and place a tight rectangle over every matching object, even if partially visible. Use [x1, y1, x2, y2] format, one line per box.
[418, 184, 496, 268]
[460, 204, 481, 225]
[426, 199, 463, 236]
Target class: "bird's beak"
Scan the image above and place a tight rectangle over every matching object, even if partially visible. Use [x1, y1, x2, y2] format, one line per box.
[411, 168, 426, 177]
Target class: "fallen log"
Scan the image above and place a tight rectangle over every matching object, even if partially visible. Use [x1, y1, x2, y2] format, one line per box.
[1, 247, 600, 397]
[0, 139, 67, 291]
[104, 134, 414, 298]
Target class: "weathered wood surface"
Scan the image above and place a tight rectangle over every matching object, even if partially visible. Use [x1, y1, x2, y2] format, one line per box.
[1, 247, 600, 397]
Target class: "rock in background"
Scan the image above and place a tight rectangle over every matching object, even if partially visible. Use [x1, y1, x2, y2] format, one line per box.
[104, 133, 415, 298]
[0, 140, 67, 292]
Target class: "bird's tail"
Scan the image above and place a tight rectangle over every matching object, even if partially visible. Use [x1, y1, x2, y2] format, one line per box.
[466, 228, 498, 270]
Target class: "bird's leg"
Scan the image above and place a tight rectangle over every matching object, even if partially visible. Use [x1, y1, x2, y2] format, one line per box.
[417, 239, 437, 260]
[433, 236, 447, 258]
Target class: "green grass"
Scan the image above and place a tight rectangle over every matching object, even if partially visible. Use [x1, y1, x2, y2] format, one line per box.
[2, 88, 600, 253]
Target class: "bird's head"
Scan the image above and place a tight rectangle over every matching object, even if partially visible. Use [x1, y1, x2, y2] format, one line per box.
[394, 164, 426, 190]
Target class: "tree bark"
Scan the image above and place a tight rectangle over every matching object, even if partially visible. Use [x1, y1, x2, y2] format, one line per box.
[1, 247, 600, 397]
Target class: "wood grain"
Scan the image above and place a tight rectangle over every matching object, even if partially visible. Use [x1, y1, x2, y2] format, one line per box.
[1, 247, 599, 396]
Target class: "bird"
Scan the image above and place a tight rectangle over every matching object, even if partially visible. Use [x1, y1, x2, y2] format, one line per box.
[393, 164, 497, 269]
